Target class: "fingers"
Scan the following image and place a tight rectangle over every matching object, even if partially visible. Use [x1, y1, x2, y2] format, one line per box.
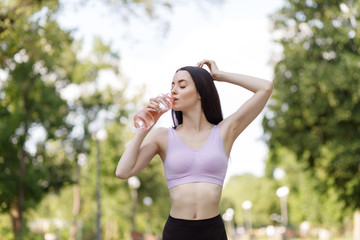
[147, 96, 170, 112]
[197, 59, 213, 68]
[197, 59, 217, 70]
[147, 98, 161, 112]
[197, 59, 220, 78]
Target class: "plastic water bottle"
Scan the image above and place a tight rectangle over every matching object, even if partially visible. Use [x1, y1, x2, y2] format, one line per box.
[134, 93, 172, 130]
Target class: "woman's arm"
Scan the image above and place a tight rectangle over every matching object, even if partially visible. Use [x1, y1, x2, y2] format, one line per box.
[115, 129, 157, 179]
[115, 97, 167, 179]
[198, 59, 273, 147]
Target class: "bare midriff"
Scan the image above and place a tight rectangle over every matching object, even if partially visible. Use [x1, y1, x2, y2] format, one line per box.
[168, 182, 222, 220]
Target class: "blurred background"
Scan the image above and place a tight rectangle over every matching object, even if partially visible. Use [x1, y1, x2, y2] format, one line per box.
[0, 0, 360, 239]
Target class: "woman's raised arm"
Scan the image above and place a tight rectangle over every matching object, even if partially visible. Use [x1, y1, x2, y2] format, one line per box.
[198, 59, 273, 148]
[115, 97, 168, 179]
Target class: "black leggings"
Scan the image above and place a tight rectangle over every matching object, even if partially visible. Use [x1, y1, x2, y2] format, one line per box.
[162, 214, 228, 240]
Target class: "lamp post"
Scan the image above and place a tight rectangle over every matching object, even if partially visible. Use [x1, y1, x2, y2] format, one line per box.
[242, 200, 252, 234]
[92, 128, 107, 240]
[128, 176, 141, 239]
[276, 186, 289, 227]
[223, 208, 235, 240]
[273, 168, 286, 180]
[143, 196, 153, 238]
[276, 186, 290, 239]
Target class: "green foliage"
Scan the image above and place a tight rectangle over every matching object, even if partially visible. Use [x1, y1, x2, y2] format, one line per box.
[264, 147, 351, 230]
[0, 214, 13, 239]
[0, 0, 135, 237]
[101, 0, 173, 19]
[25, 126, 170, 239]
[263, 0, 360, 211]
[222, 174, 278, 228]
[1, 17, 168, 237]
[0, 0, 74, 217]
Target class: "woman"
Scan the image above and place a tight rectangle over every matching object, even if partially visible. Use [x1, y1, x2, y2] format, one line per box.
[116, 59, 273, 240]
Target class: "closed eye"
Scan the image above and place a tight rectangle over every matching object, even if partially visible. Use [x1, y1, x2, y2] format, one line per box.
[170, 85, 186, 91]
[171, 79, 188, 91]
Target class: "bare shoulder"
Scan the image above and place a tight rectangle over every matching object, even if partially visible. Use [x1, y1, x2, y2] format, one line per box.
[147, 127, 169, 149]
[148, 127, 168, 139]
[147, 127, 169, 160]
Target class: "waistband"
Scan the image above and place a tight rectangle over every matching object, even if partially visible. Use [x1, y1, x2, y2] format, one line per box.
[167, 214, 223, 227]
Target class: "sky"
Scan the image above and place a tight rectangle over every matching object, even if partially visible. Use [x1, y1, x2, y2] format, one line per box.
[58, 0, 284, 182]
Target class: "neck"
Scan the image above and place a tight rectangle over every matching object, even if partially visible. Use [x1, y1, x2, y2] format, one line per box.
[180, 108, 212, 132]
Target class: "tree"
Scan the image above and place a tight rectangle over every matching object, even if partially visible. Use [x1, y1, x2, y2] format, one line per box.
[0, 1, 133, 237]
[263, 0, 360, 233]
[20, 35, 169, 239]
[265, 147, 352, 232]
[64, 37, 129, 239]
[0, 1, 76, 238]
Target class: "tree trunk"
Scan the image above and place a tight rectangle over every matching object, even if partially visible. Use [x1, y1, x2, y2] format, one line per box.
[10, 196, 22, 239]
[11, 147, 26, 239]
[69, 165, 81, 240]
[11, 68, 33, 239]
[354, 210, 360, 240]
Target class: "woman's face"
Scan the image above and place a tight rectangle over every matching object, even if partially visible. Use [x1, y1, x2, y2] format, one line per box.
[171, 70, 200, 111]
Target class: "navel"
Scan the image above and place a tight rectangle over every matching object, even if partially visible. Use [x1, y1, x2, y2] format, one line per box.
[192, 202, 197, 219]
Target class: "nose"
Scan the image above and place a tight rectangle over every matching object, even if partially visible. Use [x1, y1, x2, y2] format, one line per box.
[171, 87, 177, 95]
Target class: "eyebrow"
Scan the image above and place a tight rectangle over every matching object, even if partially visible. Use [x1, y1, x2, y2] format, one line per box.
[172, 79, 188, 85]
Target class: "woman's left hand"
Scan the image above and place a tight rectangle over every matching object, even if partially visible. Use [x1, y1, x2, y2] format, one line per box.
[197, 59, 221, 80]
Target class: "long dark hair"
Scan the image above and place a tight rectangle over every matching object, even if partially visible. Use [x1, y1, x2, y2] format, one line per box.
[172, 66, 223, 128]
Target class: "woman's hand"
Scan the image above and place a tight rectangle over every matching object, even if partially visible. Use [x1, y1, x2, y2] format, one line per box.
[147, 97, 162, 112]
[197, 59, 222, 80]
[145, 95, 171, 122]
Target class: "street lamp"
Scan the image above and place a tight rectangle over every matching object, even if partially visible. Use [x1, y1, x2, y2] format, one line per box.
[273, 168, 286, 180]
[276, 186, 290, 227]
[128, 176, 141, 239]
[222, 208, 235, 239]
[242, 200, 252, 234]
[92, 128, 107, 240]
[143, 196, 153, 237]
[143, 196, 153, 207]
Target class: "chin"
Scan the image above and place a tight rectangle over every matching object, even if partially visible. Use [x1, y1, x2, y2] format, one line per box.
[171, 104, 180, 111]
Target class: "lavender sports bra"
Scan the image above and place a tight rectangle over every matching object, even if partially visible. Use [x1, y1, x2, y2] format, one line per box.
[163, 125, 229, 189]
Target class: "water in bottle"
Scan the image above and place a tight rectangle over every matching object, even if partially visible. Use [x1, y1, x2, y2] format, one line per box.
[134, 93, 172, 130]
